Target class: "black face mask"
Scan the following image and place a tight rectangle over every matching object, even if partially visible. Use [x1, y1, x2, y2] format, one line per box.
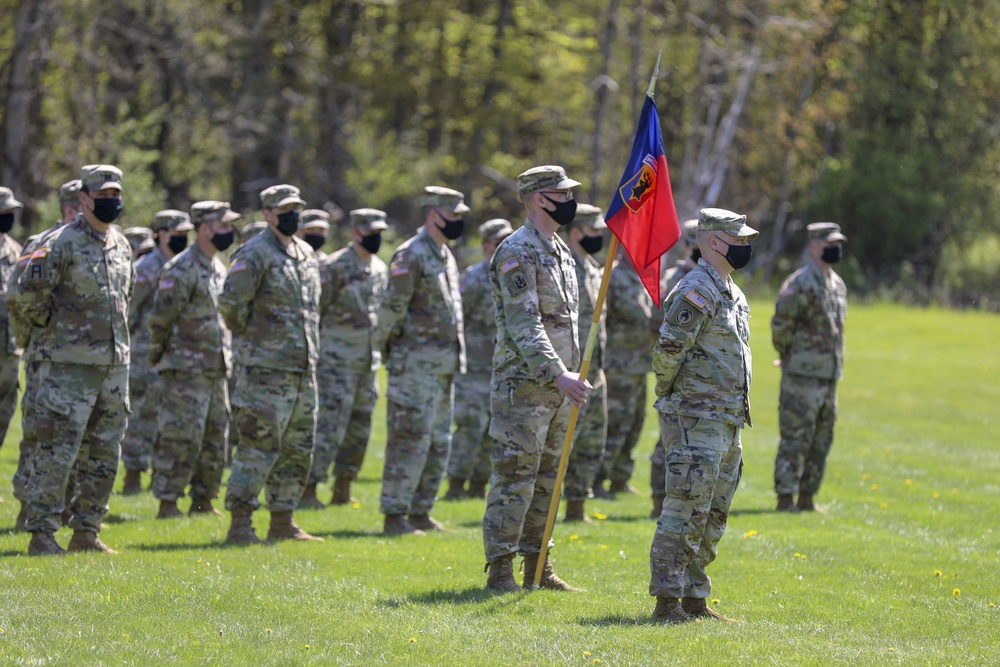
[541, 194, 577, 226]
[821, 245, 843, 264]
[715, 238, 753, 270]
[91, 197, 123, 223]
[359, 232, 383, 255]
[438, 216, 465, 241]
[690, 247, 702, 263]
[276, 210, 300, 236]
[168, 235, 188, 255]
[579, 235, 604, 255]
[0, 212, 14, 234]
[211, 230, 236, 252]
[303, 234, 326, 251]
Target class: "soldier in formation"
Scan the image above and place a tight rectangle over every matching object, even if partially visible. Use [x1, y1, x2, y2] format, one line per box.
[298, 209, 331, 260]
[0, 187, 25, 451]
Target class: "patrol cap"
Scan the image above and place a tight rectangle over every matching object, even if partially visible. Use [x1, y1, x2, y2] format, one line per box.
[123, 226, 155, 252]
[260, 184, 306, 209]
[422, 186, 470, 214]
[516, 165, 581, 200]
[0, 187, 22, 211]
[301, 209, 331, 231]
[239, 220, 268, 241]
[807, 221, 847, 243]
[81, 165, 124, 193]
[59, 180, 83, 204]
[479, 218, 514, 242]
[681, 218, 699, 244]
[349, 208, 389, 232]
[152, 209, 195, 233]
[191, 201, 241, 226]
[698, 207, 758, 239]
[572, 204, 607, 230]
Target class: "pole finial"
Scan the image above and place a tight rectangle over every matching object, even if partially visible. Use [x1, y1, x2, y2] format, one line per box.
[646, 50, 662, 97]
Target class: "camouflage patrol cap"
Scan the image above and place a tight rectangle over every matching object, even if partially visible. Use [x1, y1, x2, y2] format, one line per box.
[516, 165, 581, 200]
[698, 207, 758, 239]
[422, 186, 470, 214]
[349, 208, 389, 232]
[191, 201, 241, 226]
[479, 218, 513, 242]
[572, 204, 607, 230]
[681, 218, 699, 244]
[301, 209, 331, 231]
[123, 226, 155, 252]
[0, 187, 23, 211]
[239, 220, 268, 241]
[260, 184, 306, 209]
[81, 164, 124, 193]
[152, 209, 195, 233]
[807, 222, 847, 243]
[59, 180, 83, 204]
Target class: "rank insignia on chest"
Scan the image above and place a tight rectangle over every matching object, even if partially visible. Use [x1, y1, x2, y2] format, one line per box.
[229, 260, 247, 273]
[500, 258, 520, 274]
[390, 263, 409, 276]
[684, 289, 708, 310]
[158, 278, 174, 290]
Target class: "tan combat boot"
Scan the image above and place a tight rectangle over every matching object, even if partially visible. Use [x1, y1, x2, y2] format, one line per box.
[443, 478, 467, 501]
[681, 596, 742, 622]
[28, 531, 66, 556]
[466, 480, 488, 499]
[67, 530, 118, 554]
[15, 503, 29, 531]
[564, 500, 592, 523]
[121, 469, 143, 495]
[298, 482, 325, 509]
[267, 510, 324, 542]
[189, 499, 223, 516]
[650, 495, 665, 519]
[796, 493, 825, 513]
[776, 494, 800, 513]
[485, 555, 523, 594]
[653, 597, 695, 624]
[522, 553, 583, 591]
[226, 508, 267, 545]
[408, 513, 451, 532]
[383, 514, 425, 535]
[329, 476, 355, 505]
[156, 499, 184, 519]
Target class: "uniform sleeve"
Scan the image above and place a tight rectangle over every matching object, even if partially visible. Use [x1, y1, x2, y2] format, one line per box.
[652, 287, 710, 397]
[459, 266, 484, 322]
[129, 261, 157, 333]
[219, 247, 263, 335]
[377, 247, 418, 352]
[318, 258, 345, 318]
[6, 252, 33, 347]
[771, 278, 802, 360]
[13, 240, 68, 328]
[147, 264, 193, 365]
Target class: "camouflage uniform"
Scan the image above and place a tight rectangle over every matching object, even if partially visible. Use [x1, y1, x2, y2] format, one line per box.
[772, 223, 848, 497]
[220, 210, 321, 514]
[12, 166, 135, 536]
[378, 195, 466, 518]
[649, 208, 755, 604]
[299, 209, 331, 262]
[311, 211, 389, 487]
[148, 239, 233, 504]
[0, 193, 24, 448]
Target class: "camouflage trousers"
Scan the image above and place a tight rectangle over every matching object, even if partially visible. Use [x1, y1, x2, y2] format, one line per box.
[309, 365, 377, 484]
[380, 372, 454, 516]
[649, 413, 742, 600]
[121, 359, 159, 472]
[225, 367, 317, 513]
[483, 379, 571, 562]
[151, 370, 229, 502]
[598, 371, 647, 486]
[774, 373, 838, 495]
[0, 354, 19, 448]
[564, 369, 607, 501]
[447, 371, 492, 484]
[25, 363, 129, 535]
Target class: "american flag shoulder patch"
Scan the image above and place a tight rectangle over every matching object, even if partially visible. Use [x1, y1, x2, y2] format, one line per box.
[158, 278, 174, 290]
[390, 263, 409, 276]
[230, 260, 247, 273]
[30, 248, 49, 260]
[500, 258, 520, 275]
[684, 289, 708, 310]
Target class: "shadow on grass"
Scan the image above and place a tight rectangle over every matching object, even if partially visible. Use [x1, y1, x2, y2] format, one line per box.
[309, 529, 382, 540]
[378, 586, 500, 607]
[102, 513, 144, 525]
[576, 613, 663, 627]
[0, 548, 25, 557]
[728, 508, 785, 516]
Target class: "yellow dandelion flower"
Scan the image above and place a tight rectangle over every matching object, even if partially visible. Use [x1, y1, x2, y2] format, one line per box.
[794, 552, 801, 558]
[583, 651, 591, 657]
[862, 473, 871, 481]
[932, 492, 940, 499]
[743, 529, 758, 538]
[953, 588, 961, 597]
[594, 660, 601, 664]
[197, 558, 203, 564]
[600, 544, 608, 550]
[594, 512, 608, 520]
[833, 471, 841, 478]
[352, 502, 362, 509]
[0, 628, 4, 634]
[711, 598, 721, 605]
[800, 554, 808, 560]
[951, 488, 958, 494]
[305, 644, 311, 650]
[884, 447, 892, 453]
[870, 483, 879, 490]
[934, 570, 943, 576]
[888, 647, 896, 652]
[265, 628, 272, 634]
[569, 534, 580, 541]
[905, 479, 913, 487]
[880, 502, 888, 509]
[989, 603, 995, 608]
[409, 637, 417, 644]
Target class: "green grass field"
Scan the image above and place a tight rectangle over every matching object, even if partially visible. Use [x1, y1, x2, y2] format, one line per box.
[1, 301, 998, 666]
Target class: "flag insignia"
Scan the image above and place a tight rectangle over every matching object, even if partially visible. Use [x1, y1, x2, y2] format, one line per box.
[619, 157, 657, 214]
[500, 258, 520, 275]
[30, 248, 49, 259]
[158, 278, 175, 290]
[391, 263, 409, 276]
[684, 290, 708, 310]
[230, 260, 247, 273]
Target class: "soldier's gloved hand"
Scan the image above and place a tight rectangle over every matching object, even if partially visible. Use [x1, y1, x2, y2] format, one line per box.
[555, 372, 592, 408]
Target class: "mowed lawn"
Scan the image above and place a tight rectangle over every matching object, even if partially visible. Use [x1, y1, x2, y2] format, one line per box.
[0, 300, 998, 666]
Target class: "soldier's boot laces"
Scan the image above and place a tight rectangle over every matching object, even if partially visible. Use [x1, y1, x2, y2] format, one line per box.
[189, 499, 223, 516]
[121, 469, 144, 495]
[485, 555, 522, 594]
[28, 531, 66, 556]
[383, 514, 425, 535]
[609, 480, 640, 495]
[443, 478, 468, 501]
[156, 499, 185, 519]
[796, 493, 825, 514]
[653, 597, 695, 624]
[466, 480, 488, 499]
[522, 553, 583, 591]
[67, 530, 117, 554]
[15, 503, 30, 532]
[298, 483, 325, 510]
[329, 476, 355, 506]
[681, 597, 742, 623]
[650, 495, 665, 519]
[776, 494, 800, 513]
[408, 513, 452, 532]
[267, 510, 323, 542]
[564, 500, 592, 524]
[226, 508, 267, 545]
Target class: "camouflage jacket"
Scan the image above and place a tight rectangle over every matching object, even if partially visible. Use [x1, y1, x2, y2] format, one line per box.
[571, 249, 607, 379]
[459, 258, 495, 374]
[13, 216, 134, 366]
[490, 219, 580, 387]
[5, 223, 62, 356]
[0, 233, 24, 356]
[605, 260, 655, 375]
[318, 243, 388, 372]
[662, 258, 696, 297]
[379, 228, 465, 375]
[219, 226, 321, 373]
[129, 247, 168, 362]
[771, 259, 847, 380]
[653, 259, 752, 427]
[148, 244, 232, 375]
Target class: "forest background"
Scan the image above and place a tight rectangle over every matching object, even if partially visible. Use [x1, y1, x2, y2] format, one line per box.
[2, 0, 999, 308]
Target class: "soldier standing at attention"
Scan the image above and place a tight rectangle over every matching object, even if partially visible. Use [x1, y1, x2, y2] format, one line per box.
[662, 218, 700, 296]
[0, 187, 25, 451]
[123, 227, 155, 261]
[14, 165, 134, 555]
[482, 165, 591, 593]
[648, 208, 755, 623]
[220, 184, 323, 545]
[771, 222, 848, 513]
[378, 187, 467, 535]
[302, 208, 389, 508]
[148, 201, 239, 519]
[444, 218, 513, 501]
[297, 209, 331, 260]
[122, 209, 195, 494]
[560, 204, 608, 523]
